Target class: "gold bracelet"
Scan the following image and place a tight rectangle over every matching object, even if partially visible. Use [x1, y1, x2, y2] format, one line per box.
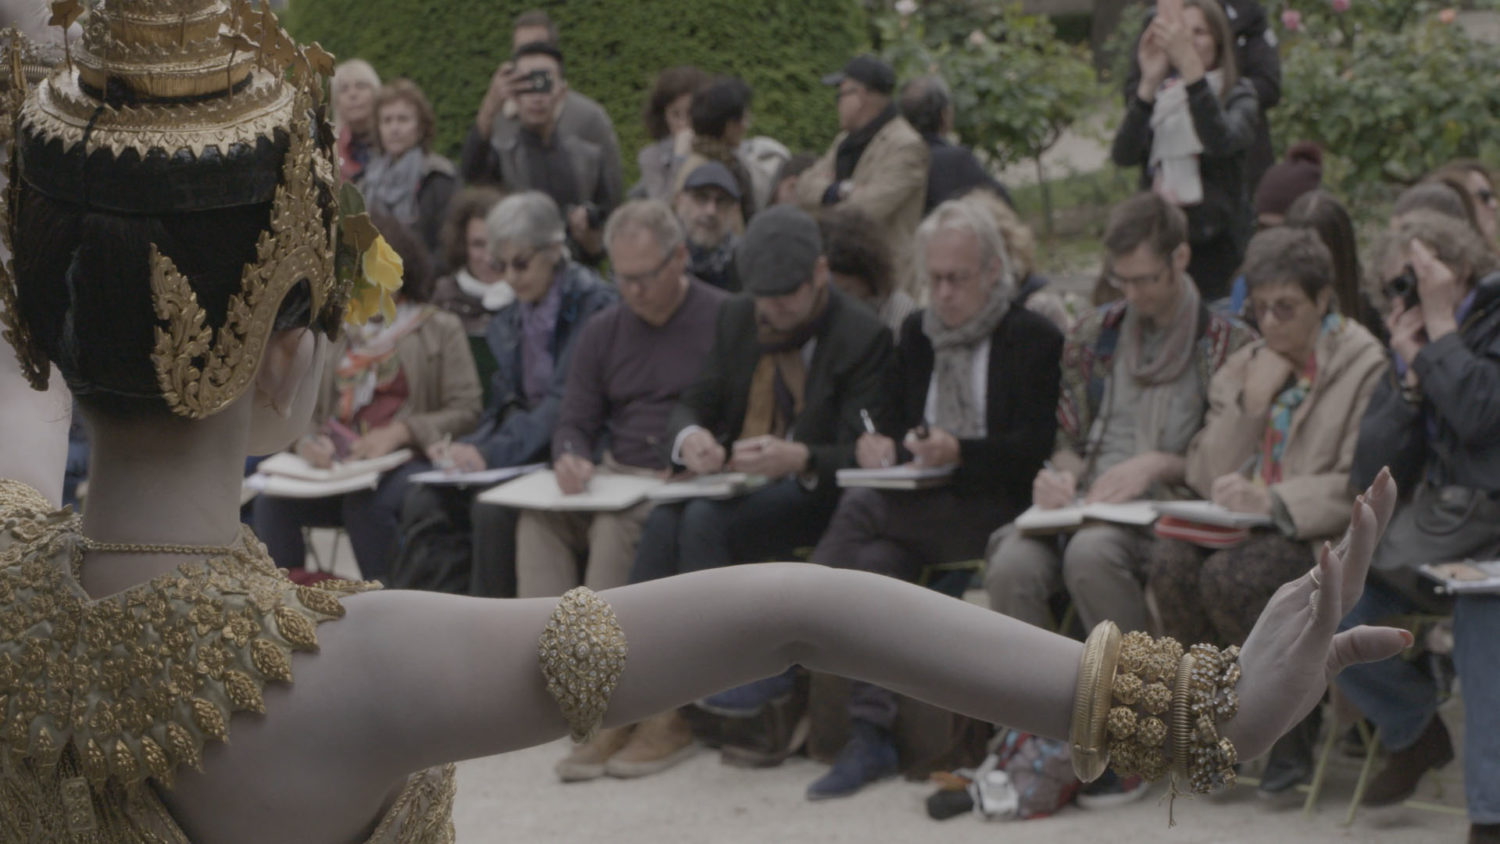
[1179, 643, 1242, 793]
[1105, 630, 1181, 783]
[1070, 620, 1122, 783]
[1170, 652, 1196, 780]
[538, 587, 628, 743]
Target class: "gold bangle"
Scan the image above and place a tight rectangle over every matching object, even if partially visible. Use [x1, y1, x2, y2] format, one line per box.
[538, 587, 629, 743]
[1070, 621, 1122, 783]
[1170, 652, 1196, 781]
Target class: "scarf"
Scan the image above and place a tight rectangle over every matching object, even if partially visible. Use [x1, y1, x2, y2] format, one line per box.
[453, 268, 516, 312]
[1117, 273, 1202, 453]
[334, 303, 431, 422]
[361, 147, 426, 226]
[1148, 71, 1224, 207]
[1257, 313, 1343, 484]
[741, 285, 831, 440]
[835, 103, 898, 182]
[689, 236, 738, 291]
[921, 279, 1012, 438]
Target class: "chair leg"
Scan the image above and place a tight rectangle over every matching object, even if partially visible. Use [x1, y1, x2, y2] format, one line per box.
[1344, 723, 1381, 827]
[1304, 704, 1340, 816]
[302, 526, 324, 573]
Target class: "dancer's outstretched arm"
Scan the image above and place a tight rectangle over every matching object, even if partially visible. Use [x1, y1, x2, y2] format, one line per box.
[275, 471, 1407, 791]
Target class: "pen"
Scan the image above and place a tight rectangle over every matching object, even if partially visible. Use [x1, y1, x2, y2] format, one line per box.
[860, 408, 877, 436]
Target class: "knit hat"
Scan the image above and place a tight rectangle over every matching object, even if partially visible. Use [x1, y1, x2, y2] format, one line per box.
[1254, 142, 1324, 217]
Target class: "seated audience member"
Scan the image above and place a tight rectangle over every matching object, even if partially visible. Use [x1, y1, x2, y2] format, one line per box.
[818, 205, 915, 336]
[1284, 190, 1388, 344]
[461, 41, 618, 264]
[673, 76, 759, 221]
[1337, 211, 1500, 844]
[985, 193, 1252, 674]
[983, 194, 1253, 804]
[1110, 0, 1260, 300]
[1146, 227, 1386, 796]
[463, 9, 623, 210]
[430, 187, 510, 396]
[674, 160, 745, 292]
[805, 199, 1063, 800]
[771, 152, 819, 206]
[252, 217, 482, 581]
[798, 55, 929, 297]
[898, 75, 1012, 213]
[635, 65, 710, 201]
[332, 58, 380, 181]
[1427, 159, 1500, 247]
[358, 79, 457, 260]
[521, 201, 729, 778]
[615, 206, 895, 774]
[964, 187, 1070, 331]
[388, 192, 617, 596]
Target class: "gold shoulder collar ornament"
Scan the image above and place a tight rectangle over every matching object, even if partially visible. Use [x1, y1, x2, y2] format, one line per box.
[0, 0, 394, 418]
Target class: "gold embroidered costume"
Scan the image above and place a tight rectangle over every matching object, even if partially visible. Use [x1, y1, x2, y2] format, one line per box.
[0, 479, 456, 842]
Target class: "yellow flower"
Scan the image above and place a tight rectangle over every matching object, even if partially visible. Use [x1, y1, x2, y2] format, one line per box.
[343, 235, 404, 326]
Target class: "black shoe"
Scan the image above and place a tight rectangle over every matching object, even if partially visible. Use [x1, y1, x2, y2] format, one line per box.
[806, 721, 899, 800]
[1363, 715, 1454, 806]
[1258, 708, 1320, 797]
[1471, 823, 1500, 844]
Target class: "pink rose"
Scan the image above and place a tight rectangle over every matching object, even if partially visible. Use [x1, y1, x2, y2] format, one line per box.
[1438, 7, 1457, 23]
[895, 0, 919, 16]
[1331, 0, 1350, 12]
[1281, 9, 1303, 30]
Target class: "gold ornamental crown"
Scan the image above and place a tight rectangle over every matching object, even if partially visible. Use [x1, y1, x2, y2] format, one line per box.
[0, 0, 356, 419]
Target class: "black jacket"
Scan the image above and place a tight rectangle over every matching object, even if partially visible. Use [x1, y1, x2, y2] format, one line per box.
[889, 307, 1062, 504]
[1123, 0, 1282, 191]
[667, 286, 894, 491]
[1352, 273, 1500, 494]
[923, 135, 1013, 213]
[1112, 76, 1260, 297]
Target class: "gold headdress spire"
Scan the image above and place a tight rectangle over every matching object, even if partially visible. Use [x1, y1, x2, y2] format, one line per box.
[0, 0, 363, 418]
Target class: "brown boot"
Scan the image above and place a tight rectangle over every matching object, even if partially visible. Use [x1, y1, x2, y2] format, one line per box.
[605, 710, 697, 778]
[1362, 715, 1454, 806]
[554, 725, 635, 782]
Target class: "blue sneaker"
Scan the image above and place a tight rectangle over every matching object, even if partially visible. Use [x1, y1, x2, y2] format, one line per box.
[697, 667, 799, 717]
[806, 722, 899, 801]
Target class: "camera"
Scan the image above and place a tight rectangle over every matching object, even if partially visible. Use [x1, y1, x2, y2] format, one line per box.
[517, 68, 553, 95]
[1386, 264, 1420, 309]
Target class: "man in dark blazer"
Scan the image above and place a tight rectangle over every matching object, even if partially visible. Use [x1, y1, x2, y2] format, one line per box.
[804, 197, 1064, 799]
[609, 206, 895, 775]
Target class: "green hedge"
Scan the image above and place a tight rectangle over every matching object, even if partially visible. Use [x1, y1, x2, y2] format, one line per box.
[286, 0, 869, 182]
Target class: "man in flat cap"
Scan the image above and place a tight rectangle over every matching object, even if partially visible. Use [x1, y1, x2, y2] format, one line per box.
[798, 54, 929, 299]
[674, 159, 744, 292]
[606, 206, 894, 773]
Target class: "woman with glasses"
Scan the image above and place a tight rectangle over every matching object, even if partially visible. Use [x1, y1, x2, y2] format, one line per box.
[1146, 225, 1387, 796]
[1111, 0, 1260, 301]
[385, 191, 619, 596]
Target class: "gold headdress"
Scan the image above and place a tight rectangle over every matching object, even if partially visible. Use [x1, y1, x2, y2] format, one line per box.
[0, 0, 391, 419]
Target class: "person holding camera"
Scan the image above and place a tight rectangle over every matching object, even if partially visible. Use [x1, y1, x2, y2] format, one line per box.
[460, 40, 621, 265]
[1337, 210, 1500, 844]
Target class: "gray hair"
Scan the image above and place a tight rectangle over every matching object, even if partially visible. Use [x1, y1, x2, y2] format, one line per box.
[603, 199, 685, 261]
[333, 59, 380, 94]
[913, 198, 1015, 296]
[486, 191, 566, 255]
[899, 75, 950, 137]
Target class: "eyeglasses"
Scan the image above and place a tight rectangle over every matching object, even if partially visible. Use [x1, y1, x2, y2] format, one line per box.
[928, 268, 978, 288]
[1479, 188, 1498, 208]
[836, 85, 860, 101]
[613, 248, 677, 288]
[1246, 296, 1310, 324]
[1104, 264, 1171, 290]
[490, 251, 537, 275]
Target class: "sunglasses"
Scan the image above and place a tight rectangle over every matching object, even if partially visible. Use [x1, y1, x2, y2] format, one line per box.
[490, 251, 539, 275]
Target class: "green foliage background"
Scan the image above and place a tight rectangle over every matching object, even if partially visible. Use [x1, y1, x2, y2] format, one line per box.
[285, 0, 869, 179]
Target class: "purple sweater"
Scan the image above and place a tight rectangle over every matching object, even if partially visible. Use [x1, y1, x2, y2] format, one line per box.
[552, 279, 727, 469]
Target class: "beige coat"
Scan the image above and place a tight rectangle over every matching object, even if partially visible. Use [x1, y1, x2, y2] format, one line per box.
[314, 307, 483, 449]
[1186, 318, 1388, 540]
[797, 114, 929, 297]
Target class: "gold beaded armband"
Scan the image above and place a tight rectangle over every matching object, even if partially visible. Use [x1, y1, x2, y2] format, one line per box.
[538, 587, 628, 743]
[1069, 623, 1243, 797]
